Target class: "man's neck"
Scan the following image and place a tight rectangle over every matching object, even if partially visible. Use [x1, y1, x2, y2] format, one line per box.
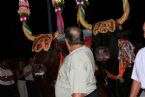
[70, 44, 83, 52]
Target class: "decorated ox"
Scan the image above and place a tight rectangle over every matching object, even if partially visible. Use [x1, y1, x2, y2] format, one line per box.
[18, 0, 67, 97]
[76, 0, 135, 97]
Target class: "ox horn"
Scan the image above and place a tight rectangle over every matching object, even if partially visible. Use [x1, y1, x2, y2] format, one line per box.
[117, 0, 130, 25]
[77, 8, 92, 30]
[22, 23, 35, 41]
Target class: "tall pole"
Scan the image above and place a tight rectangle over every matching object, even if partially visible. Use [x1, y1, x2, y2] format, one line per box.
[47, 0, 52, 32]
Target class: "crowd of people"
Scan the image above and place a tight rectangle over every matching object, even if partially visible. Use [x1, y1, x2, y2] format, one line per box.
[0, 23, 145, 97]
[0, 57, 44, 97]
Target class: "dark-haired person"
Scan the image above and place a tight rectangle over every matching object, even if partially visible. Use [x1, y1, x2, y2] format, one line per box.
[129, 22, 145, 97]
[55, 27, 99, 97]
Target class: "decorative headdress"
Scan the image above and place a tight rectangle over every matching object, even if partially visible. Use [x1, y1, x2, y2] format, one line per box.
[76, 0, 130, 35]
[18, 0, 65, 53]
[18, 0, 93, 52]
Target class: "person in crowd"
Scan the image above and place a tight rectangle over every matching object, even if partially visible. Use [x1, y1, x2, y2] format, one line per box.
[129, 22, 145, 97]
[55, 26, 100, 97]
[24, 57, 41, 97]
[16, 60, 28, 97]
[0, 59, 15, 97]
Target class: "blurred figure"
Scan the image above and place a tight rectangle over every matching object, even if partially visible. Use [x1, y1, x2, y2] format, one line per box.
[0, 59, 15, 97]
[129, 22, 145, 97]
[16, 60, 28, 97]
[24, 57, 41, 97]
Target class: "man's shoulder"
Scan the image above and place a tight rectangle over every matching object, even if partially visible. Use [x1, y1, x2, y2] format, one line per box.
[72, 50, 92, 62]
[135, 47, 145, 60]
[66, 46, 92, 60]
[140, 47, 145, 51]
[75, 46, 91, 54]
[137, 47, 145, 54]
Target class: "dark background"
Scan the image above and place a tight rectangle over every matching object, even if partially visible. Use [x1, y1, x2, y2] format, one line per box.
[1, 0, 145, 58]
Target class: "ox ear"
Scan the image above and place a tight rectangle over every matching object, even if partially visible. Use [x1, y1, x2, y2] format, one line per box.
[117, 0, 130, 25]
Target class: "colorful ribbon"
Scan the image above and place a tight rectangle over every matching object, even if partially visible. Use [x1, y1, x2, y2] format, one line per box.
[55, 7, 64, 33]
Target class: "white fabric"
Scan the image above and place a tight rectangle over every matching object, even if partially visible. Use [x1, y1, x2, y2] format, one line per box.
[0, 67, 15, 85]
[24, 65, 34, 81]
[131, 47, 145, 89]
[140, 91, 145, 97]
[55, 46, 97, 97]
[17, 80, 28, 97]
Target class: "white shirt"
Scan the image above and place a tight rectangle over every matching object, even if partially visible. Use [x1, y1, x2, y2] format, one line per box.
[55, 46, 97, 97]
[0, 67, 15, 85]
[131, 47, 145, 89]
[24, 65, 34, 81]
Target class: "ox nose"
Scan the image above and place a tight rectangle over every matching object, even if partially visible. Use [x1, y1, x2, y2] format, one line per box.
[96, 55, 110, 62]
[95, 46, 111, 62]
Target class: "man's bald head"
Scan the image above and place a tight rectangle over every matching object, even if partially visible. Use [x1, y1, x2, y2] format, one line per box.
[65, 27, 84, 45]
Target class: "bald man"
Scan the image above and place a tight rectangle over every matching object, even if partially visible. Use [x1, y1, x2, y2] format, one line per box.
[129, 22, 145, 97]
[55, 27, 99, 97]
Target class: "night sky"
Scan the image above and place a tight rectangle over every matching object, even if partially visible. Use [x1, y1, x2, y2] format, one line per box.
[1, 0, 145, 58]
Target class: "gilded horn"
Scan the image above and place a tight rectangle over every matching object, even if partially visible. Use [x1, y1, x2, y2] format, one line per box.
[117, 0, 130, 25]
[22, 23, 35, 41]
[77, 8, 92, 30]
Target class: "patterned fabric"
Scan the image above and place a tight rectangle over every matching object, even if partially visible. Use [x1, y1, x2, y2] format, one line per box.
[32, 34, 53, 53]
[118, 39, 135, 67]
[92, 19, 116, 35]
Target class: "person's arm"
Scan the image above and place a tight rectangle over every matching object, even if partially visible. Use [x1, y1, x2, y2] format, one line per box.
[0, 75, 14, 81]
[72, 93, 85, 97]
[24, 70, 32, 76]
[129, 80, 141, 97]
[130, 50, 142, 97]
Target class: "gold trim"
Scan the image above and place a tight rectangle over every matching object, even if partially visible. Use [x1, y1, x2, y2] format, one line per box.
[92, 19, 116, 35]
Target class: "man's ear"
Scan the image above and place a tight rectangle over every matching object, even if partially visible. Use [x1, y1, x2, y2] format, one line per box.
[143, 23, 145, 38]
[65, 39, 70, 52]
[65, 39, 68, 46]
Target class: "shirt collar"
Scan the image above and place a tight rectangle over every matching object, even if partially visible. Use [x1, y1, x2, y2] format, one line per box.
[69, 45, 85, 55]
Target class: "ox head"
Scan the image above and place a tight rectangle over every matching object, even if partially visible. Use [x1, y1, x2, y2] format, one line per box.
[76, 0, 136, 80]
[17, 0, 67, 83]
[76, 0, 130, 62]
